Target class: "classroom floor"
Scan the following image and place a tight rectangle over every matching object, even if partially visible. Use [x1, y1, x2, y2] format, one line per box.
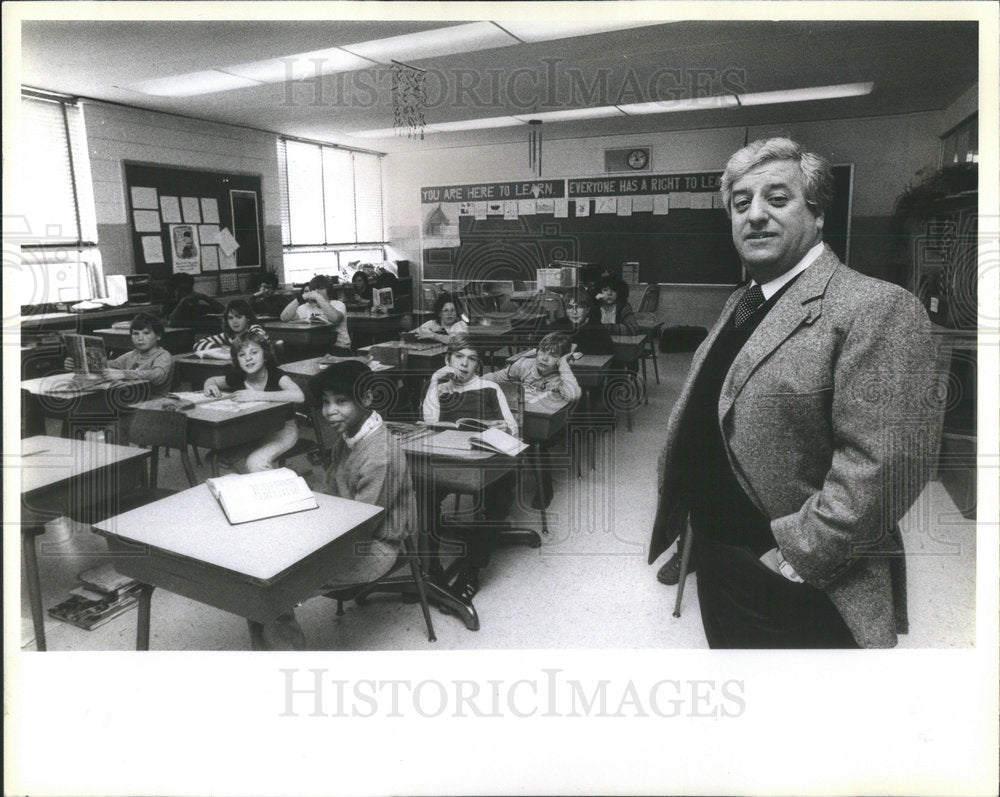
[20, 351, 978, 651]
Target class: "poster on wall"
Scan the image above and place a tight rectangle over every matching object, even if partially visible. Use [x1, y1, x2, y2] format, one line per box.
[169, 224, 200, 273]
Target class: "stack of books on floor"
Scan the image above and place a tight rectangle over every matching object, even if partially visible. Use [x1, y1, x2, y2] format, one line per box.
[47, 563, 142, 630]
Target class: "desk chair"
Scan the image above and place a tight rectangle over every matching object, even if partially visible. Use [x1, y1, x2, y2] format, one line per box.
[637, 284, 660, 314]
[671, 525, 695, 618]
[79, 408, 197, 523]
[635, 313, 664, 399]
[324, 533, 437, 642]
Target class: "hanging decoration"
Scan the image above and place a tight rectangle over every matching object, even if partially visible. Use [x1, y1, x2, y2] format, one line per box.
[528, 119, 543, 177]
[390, 60, 427, 140]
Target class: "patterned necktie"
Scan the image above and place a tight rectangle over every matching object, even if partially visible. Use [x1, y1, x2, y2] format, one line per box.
[733, 282, 766, 327]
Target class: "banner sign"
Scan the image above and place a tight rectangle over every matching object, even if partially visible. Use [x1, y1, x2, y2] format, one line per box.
[421, 180, 566, 203]
[567, 171, 722, 197]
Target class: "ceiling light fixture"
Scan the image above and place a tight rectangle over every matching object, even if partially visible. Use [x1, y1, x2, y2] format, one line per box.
[121, 21, 666, 98]
[737, 81, 874, 106]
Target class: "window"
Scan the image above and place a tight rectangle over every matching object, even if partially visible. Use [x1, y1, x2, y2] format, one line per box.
[15, 90, 101, 307]
[277, 137, 385, 283]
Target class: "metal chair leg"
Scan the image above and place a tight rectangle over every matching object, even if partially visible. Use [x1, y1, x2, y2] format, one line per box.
[672, 527, 695, 618]
[23, 527, 47, 651]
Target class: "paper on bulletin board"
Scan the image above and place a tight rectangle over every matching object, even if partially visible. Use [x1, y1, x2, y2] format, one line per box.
[535, 198, 555, 214]
[595, 197, 617, 214]
[487, 201, 503, 215]
[160, 195, 182, 224]
[130, 186, 159, 210]
[459, 202, 474, 216]
[554, 199, 569, 218]
[690, 193, 713, 209]
[669, 192, 692, 209]
[503, 200, 519, 220]
[217, 227, 240, 257]
[632, 195, 654, 213]
[133, 209, 161, 233]
[653, 195, 670, 215]
[200, 197, 220, 224]
[201, 246, 220, 271]
[474, 201, 488, 221]
[616, 197, 633, 216]
[169, 224, 200, 273]
[181, 197, 202, 224]
[574, 199, 590, 217]
[199, 224, 220, 245]
[712, 193, 725, 209]
[518, 199, 536, 215]
[218, 248, 237, 270]
[140, 235, 165, 264]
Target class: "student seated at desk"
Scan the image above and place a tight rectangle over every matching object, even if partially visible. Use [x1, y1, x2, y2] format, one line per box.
[262, 359, 419, 649]
[350, 270, 374, 307]
[279, 274, 353, 355]
[165, 273, 224, 327]
[594, 274, 639, 335]
[192, 299, 267, 359]
[62, 312, 174, 395]
[548, 289, 615, 355]
[251, 273, 289, 318]
[413, 291, 468, 343]
[422, 333, 517, 601]
[483, 332, 582, 402]
[483, 331, 581, 508]
[202, 329, 305, 472]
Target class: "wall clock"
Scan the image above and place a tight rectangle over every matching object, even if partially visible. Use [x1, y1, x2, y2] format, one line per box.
[627, 149, 649, 170]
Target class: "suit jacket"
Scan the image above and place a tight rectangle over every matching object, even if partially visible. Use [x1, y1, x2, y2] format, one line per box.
[648, 246, 943, 647]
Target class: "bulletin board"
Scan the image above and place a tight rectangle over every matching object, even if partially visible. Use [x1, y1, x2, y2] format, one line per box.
[421, 166, 852, 285]
[123, 162, 265, 281]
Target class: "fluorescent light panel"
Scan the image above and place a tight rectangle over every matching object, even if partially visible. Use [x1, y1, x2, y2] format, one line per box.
[123, 20, 664, 97]
[498, 20, 666, 43]
[618, 95, 740, 115]
[126, 70, 260, 97]
[351, 80, 876, 138]
[513, 107, 625, 123]
[342, 22, 515, 63]
[738, 81, 874, 106]
[226, 48, 376, 83]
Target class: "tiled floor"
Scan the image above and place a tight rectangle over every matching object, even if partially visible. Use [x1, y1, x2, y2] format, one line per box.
[20, 352, 978, 651]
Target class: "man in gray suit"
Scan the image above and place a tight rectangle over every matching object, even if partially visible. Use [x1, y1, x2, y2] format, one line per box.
[649, 138, 942, 648]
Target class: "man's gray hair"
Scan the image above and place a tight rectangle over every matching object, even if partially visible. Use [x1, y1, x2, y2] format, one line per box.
[720, 137, 834, 218]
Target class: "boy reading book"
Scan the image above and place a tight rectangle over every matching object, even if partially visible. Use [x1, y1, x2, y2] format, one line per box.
[63, 312, 173, 395]
[262, 359, 419, 649]
[421, 333, 519, 602]
[279, 274, 353, 355]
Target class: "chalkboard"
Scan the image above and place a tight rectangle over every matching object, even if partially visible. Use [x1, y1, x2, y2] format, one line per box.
[423, 165, 852, 285]
[124, 162, 265, 281]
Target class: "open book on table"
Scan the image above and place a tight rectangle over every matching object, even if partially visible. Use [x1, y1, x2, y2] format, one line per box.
[429, 428, 528, 457]
[206, 467, 318, 525]
[420, 417, 497, 433]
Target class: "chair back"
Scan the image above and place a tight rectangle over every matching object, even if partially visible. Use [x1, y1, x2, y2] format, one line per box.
[499, 381, 526, 434]
[129, 408, 190, 450]
[637, 284, 660, 313]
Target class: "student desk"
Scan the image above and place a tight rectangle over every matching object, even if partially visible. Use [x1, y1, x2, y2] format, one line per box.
[609, 334, 647, 430]
[346, 311, 407, 349]
[402, 428, 540, 632]
[21, 372, 153, 442]
[360, 340, 448, 415]
[19, 303, 162, 335]
[261, 320, 338, 358]
[129, 395, 293, 476]
[93, 326, 195, 356]
[171, 352, 232, 389]
[93, 487, 383, 649]
[20, 435, 151, 651]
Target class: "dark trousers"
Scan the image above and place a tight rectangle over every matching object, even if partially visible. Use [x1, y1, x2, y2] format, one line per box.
[695, 536, 859, 649]
[432, 471, 516, 573]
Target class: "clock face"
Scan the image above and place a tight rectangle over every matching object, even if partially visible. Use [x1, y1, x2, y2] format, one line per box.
[627, 149, 648, 169]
